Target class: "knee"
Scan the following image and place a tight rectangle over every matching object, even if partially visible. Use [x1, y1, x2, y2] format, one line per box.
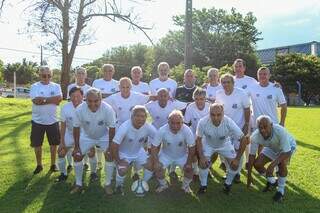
[253, 159, 264, 171]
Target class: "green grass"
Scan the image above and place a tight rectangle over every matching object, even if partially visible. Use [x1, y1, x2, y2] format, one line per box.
[0, 98, 319, 213]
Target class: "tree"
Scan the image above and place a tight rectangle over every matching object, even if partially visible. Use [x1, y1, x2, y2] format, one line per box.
[26, 0, 153, 98]
[3, 59, 38, 85]
[0, 59, 4, 83]
[272, 53, 320, 105]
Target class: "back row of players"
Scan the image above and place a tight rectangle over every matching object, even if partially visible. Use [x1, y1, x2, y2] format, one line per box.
[30, 59, 296, 202]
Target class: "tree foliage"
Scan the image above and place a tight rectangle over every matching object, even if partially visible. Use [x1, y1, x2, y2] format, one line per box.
[3, 59, 38, 85]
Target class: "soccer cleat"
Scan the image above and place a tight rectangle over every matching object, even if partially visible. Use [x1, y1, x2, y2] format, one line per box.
[155, 183, 169, 193]
[50, 164, 58, 172]
[273, 191, 284, 202]
[90, 173, 98, 182]
[70, 185, 83, 194]
[33, 165, 43, 175]
[263, 181, 278, 192]
[83, 163, 89, 171]
[132, 173, 140, 181]
[182, 184, 193, 194]
[233, 174, 241, 184]
[67, 165, 73, 173]
[105, 184, 114, 196]
[55, 173, 68, 182]
[116, 185, 125, 196]
[197, 186, 207, 195]
[223, 183, 232, 195]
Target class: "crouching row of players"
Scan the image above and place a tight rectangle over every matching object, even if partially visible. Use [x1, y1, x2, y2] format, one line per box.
[58, 87, 296, 202]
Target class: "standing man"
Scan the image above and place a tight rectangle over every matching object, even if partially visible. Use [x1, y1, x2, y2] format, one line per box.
[130, 66, 150, 95]
[92, 64, 119, 98]
[204, 68, 222, 103]
[30, 66, 62, 174]
[67, 67, 91, 99]
[175, 69, 197, 103]
[233, 59, 258, 93]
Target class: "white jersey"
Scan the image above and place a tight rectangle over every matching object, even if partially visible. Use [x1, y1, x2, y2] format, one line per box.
[149, 78, 177, 97]
[60, 102, 78, 137]
[234, 75, 258, 95]
[216, 87, 250, 128]
[145, 100, 187, 129]
[30, 81, 62, 125]
[184, 102, 210, 138]
[196, 115, 244, 148]
[249, 82, 286, 125]
[92, 78, 119, 95]
[131, 81, 150, 94]
[66, 83, 91, 99]
[113, 120, 157, 157]
[205, 84, 223, 102]
[153, 124, 195, 159]
[250, 124, 296, 155]
[105, 92, 149, 127]
[73, 102, 116, 140]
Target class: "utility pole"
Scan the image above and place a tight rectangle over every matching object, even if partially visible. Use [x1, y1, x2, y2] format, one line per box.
[40, 45, 44, 65]
[184, 0, 192, 69]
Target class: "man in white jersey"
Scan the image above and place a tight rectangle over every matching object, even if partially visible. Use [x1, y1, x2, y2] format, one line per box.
[149, 62, 177, 98]
[233, 59, 258, 93]
[204, 68, 222, 102]
[184, 88, 210, 178]
[30, 66, 63, 174]
[130, 66, 150, 95]
[249, 67, 287, 127]
[92, 64, 119, 98]
[56, 87, 83, 182]
[216, 73, 251, 182]
[67, 67, 91, 99]
[151, 110, 195, 193]
[146, 88, 187, 129]
[70, 88, 116, 195]
[196, 103, 249, 194]
[111, 105, 156, 195]
[247, 115, 296, 202]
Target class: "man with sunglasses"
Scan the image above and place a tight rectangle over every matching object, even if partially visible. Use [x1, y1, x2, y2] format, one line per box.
[30, 66, 63, 174]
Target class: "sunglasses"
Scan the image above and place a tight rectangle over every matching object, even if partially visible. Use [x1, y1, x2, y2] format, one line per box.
[41, 74, 52, 79]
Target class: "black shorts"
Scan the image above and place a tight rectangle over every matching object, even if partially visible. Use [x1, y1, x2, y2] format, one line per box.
[30, 121, 60, 147]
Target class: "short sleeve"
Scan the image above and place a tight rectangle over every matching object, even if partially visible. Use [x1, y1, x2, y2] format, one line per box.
[276, 88, 287, 105]
[279, 129, 291, 153]
[184, 106, 192, 124]
[173, 100, 188, 110]
[227, 118, 244, 139]
[196, 119, 205, 138]
[249, 131, 260, 155]
[113, 123, 127, 144]
[241, 91, 251, 108]
[105, 105, 116, 128]
[137, 93, 150, 105]
[152, 129, 163, 147]
[147, 124, 157, 144]
[30, 84, 38, 99]
[184, 126, 195, 147]
[73, 109, 81, 128]
[60, 105, 67, 122]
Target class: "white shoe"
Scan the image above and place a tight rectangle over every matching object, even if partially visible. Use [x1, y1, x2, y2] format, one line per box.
[156, 183, 168, 193]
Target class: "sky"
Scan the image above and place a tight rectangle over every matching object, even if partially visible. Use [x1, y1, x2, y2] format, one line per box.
[0, 0, 319, 68]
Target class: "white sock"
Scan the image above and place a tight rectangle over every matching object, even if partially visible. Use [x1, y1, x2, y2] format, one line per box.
[277, 176, 286, 195]
[199, 168, 209, 186]
[116, 171, 125, 187]
[192, 162, 199, 175]
[158, 178, 167, 187]
[66, 149, 73, 166]
[74, 161, 84, 186]
[143, 169, 153, 182]
[235, 155, 244, 174]
[96, 148, 104, 164]
[267, 176, 276, 184]
[58, 157, 67, 175]
[105, 161, 115, 186]
[225, 170, 237, 185]
[89, 156, 97, 174]
[183, 177, 192, 187]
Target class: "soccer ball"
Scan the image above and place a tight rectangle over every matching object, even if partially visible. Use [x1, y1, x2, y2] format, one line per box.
[131, 179, 149, 197]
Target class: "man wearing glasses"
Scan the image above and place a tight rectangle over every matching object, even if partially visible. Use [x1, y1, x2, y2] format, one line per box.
[30, 66, 63, 174]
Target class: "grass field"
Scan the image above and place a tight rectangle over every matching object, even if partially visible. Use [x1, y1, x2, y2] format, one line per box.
[0, 98, 319, 213]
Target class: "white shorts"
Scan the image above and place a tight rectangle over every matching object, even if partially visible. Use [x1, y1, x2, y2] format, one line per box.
[64, 133, 74, 148]
[80, 135, 108, 155]
[203, 141, 236, 160]
[261, 146, 296, 161]
[231, 137, 240, 150]
[119, 148, 148, 167]
[159, 152, 187, 169]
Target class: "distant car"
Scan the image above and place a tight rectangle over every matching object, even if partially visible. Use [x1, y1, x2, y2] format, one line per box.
[1, 87, 30, 98]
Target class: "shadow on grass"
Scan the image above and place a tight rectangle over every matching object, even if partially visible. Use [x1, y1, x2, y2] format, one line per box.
[0, 111, 31, 123]
[296, 140, 320, 152]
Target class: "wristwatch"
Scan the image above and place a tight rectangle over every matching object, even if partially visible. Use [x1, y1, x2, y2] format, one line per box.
[43, 98, 47, 104]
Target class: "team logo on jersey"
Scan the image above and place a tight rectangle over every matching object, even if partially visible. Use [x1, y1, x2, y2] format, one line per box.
[232, 104, 238, 109]
[101, 88, 105, 90]
[139, 137, 145, 143]
[167, 88, 171, 91]
[85, 121, 90, 125]
[68, 117, 73, 121]
[267, 95, 273, 99]
[207, 134, 212, 139]
[219, 136, 226, 140]
[256, 93, 260, 97]
[209, 94, 212, 97]
[98, 120, 104, 126]
[178, 141, 184, 147]
[242, 85, 247, 89]
[118, 107, 122, 111]
[128, 138, 133, 143]
[111, 88, 116, 92]
[50, 91, 55, 96]
[156, 116, 160, 120]
[193, 118, 197, 121]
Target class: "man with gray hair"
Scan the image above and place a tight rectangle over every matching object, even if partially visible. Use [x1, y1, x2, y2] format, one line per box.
[30, 66, 63, 174]
[130, 66, 150, 95]
[92, 64, 119, 98]
[67, 67, 91, 99]
[247, 115, 296, 202]
[175, 69, 197, 103]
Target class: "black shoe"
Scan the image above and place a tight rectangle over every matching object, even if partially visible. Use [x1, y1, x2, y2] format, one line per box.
[67, 165, 73, 173]
[90, 173, 98, 182]
[273, 191, 284, 202]
[116, 185, 125, 196]
[50, 164, 58, 172]
[223, 183, 232, 195]
[132, 173, 140, 181]
[55, 173, 68, 182]
[197, 185, 207, 195]
[233, 174, 241, 184]
[83, 163, 89, 171]
[263, 181, 278, 192]
[33, 165, 43, 175]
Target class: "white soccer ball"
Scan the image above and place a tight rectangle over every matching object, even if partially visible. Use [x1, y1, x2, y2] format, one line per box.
[131, 179, 149, 197]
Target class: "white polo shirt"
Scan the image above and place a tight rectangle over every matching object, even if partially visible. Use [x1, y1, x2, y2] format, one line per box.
[105, 92, 150, 127]
[145, 100, 187, 129]
[66, 83, 91, 99]
[152, 124, 195, 159]
[149, 78, 177, 97]
[113, 120, 157, 157]
[30, 81, 62, 125]
[249, 82, 287, 125]
[216, 87, 250, 128]
[234, 75, 258, 95]
[131, 81, 150, 94]
[73, 102, 116, 140]
[205, 84, 223, 102]
[184, 102, 210, 138]
[196, 115, 244, 148]
[92, 78, 119, 95]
